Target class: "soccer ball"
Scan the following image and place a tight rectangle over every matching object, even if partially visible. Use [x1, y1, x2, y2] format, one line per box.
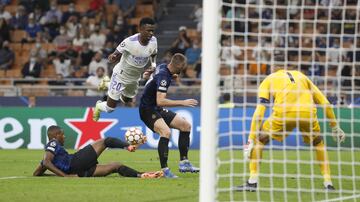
[125, 127, 145, 145]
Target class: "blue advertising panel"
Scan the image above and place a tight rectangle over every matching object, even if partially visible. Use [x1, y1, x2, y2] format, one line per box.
[101, 107, 306, 149]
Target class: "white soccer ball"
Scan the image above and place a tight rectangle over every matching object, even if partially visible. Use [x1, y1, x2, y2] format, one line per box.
[125, 127, 145, 145]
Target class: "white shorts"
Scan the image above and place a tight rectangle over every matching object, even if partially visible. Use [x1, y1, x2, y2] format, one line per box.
[107, 71, 138, 100]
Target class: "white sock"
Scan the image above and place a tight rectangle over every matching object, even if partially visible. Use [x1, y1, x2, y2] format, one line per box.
[248, 178, 258, 184]
[324, 181, 333, 187]
[97, 101, 114, 113]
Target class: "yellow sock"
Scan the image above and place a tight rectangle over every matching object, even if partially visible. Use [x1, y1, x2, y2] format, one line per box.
[315, 141, 331, 183]
[249, 140, 264, 182]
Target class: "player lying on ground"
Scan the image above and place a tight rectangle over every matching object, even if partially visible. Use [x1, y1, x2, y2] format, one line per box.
[139, 53, 199, 178]
[93, 17, 157, 121]
[33, 125, 163, 178]
[236, 57, 345, 191]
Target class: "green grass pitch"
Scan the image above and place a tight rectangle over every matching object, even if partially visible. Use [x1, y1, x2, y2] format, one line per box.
[0, 149, 359, 202]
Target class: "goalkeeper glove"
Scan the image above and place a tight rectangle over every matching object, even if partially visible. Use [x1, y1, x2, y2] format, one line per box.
[244, 139, 254, 160]
[331, 126, 346, 143]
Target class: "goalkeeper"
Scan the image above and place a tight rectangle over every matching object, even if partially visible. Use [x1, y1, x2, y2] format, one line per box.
[237, 54, 345, 191]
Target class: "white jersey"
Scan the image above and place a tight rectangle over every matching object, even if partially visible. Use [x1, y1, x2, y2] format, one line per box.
[113, 33, 157, 84]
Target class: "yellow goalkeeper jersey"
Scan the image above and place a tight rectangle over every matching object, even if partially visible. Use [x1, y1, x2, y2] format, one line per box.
[258, 69, 330, 114]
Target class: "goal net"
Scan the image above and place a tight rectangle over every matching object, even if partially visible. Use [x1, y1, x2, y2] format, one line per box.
[200, 0, 360, 201]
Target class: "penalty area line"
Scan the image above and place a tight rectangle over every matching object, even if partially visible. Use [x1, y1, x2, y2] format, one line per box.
[0, 176, 29, 180]
[319, 193, 360, 202]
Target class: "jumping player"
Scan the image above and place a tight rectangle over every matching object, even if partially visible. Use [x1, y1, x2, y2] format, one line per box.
[139, 53, 199, 178]
[33, 125, 163, 178]
[93, 17, 157, 121]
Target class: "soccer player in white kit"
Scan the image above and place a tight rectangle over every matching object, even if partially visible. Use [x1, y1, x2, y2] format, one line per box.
[93, 17, 157, 121]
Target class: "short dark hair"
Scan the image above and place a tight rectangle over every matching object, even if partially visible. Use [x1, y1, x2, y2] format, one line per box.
[139, 17, 155, 27]
[47, 125, 63, 140]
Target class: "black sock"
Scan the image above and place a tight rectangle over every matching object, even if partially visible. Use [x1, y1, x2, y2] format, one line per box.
[104, 137, 129, 149]
[158, 137, 169, 168]
[178, 131, 190, 161]
[117, 165, 141, 177]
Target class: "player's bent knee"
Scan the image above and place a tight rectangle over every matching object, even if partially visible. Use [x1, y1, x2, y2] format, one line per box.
[258, 133, 270, 145]
[181, 121, 191, 132]
[120, 95, 133, 103]
[312, 136, 323, 146]
[159, 128, 171, 138]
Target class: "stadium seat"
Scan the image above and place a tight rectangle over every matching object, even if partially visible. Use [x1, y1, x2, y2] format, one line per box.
[21, 44, 34, 55]
[75, 4, 88, 13]
[135, 5, 154, 17]
[75, 0, 92, 5]
[106, 4, 118, 14]
[249, 63, 267, 75]
[67, 90, 85, 96]
[22, 87, 50, 97]
[11, 0, 18, 5]
[106, 14, 114, 26]
[10, 30, 27, 43]
[45, 44, 56, 52]
[235, 64, 245, 75]
[128, 17, 141, 26]
[0, 70, 5, 77]
[41, 65, 57, 78]
[14, 56, 27, 66]
[6, 69, 21, 78]
[9, 43, 22, 52]
[4, 5, 17, 15]
[59, 5, 69, 12]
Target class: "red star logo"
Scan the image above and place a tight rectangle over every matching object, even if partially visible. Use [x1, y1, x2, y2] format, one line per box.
[65, 108, 117, 149]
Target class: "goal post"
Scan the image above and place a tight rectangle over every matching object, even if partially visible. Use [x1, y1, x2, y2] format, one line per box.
[200, 0, 221, 202]
[201, 0, 360, 201]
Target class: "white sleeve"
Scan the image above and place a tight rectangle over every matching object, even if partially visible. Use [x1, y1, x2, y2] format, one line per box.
[86, 76, 92, 83]
[116, 38, 129, 54]
[153, 39, 158, 55]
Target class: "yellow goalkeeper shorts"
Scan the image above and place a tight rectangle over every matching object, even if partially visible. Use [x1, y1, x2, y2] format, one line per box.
[261, 111, 321, 144]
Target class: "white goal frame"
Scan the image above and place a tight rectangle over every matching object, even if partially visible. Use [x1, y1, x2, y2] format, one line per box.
[199, 0, 220, 202]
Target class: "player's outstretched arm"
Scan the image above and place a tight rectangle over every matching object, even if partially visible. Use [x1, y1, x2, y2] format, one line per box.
[156, 91, 198, 107]
[150, 54, 157, 69]
[310, 80, 346, 143]
[248, 103, 267, 141]
[33, 164, 47, 176]
[244, 103, 267, 159]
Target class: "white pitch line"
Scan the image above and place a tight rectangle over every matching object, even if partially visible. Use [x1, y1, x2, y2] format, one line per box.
[319, 194, 360, 202]
[0, 176, 29, 180]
